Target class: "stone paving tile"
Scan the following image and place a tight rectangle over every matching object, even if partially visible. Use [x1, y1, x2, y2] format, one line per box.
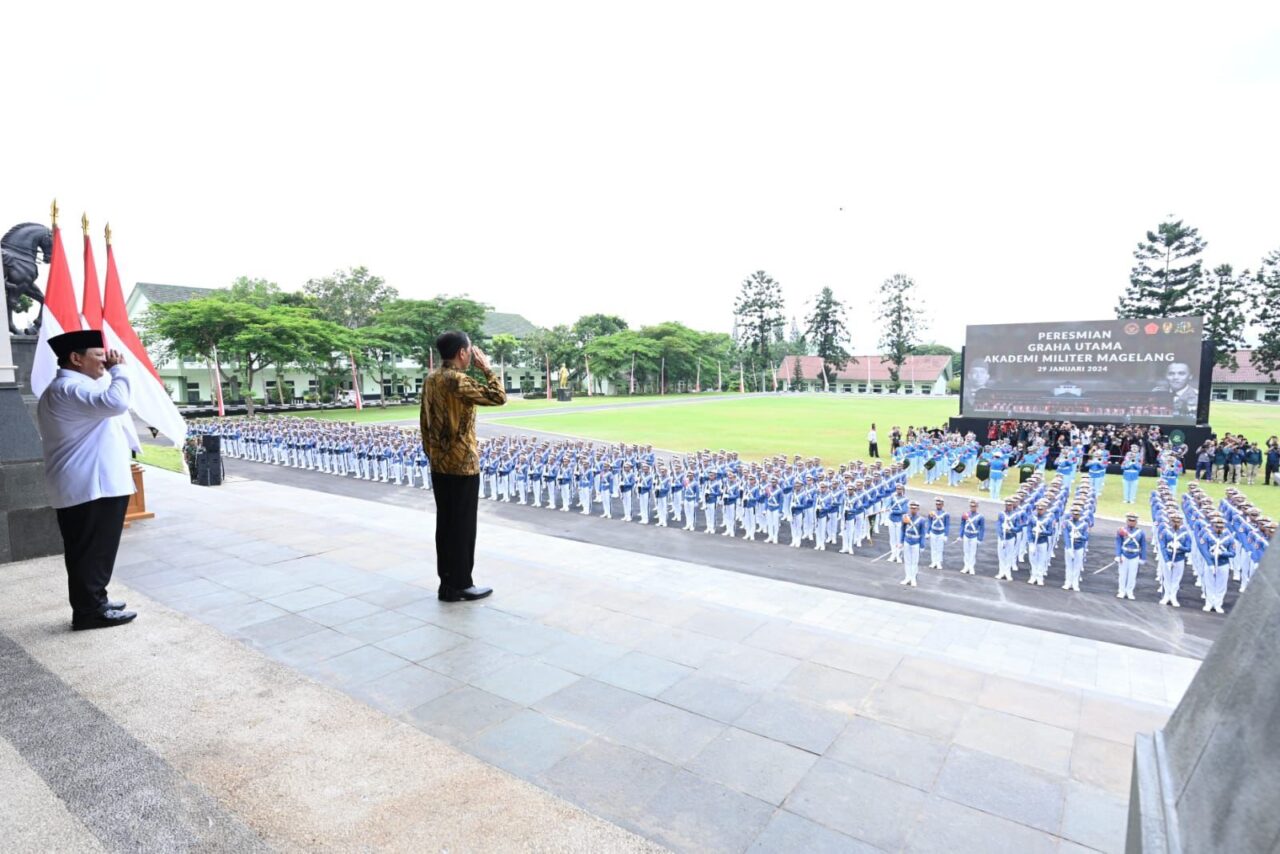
[686, 727, 818, 806]
[471, 660, 581, 706]
[301, 644, 407, 688]
[298, 597, 387, 628]
[262, 627, 366, 668]
[1076, 696, 1170, 747]
[659, 673, 764, 724]
[1060, 780, 1127, 854]
[468, 709, 594, 779]
[538, 739, 679, 829]
[952, 706, 1075, 776]
[785, 757, 928, 851]
[355, 582, 435, 610]
[679, 606, 769, 642]
[640, 769, 776, 854]
[826, 716, 948, 791]
[264, 585, 349, 613]
[126, 567, 201, 591]
[144, 577, 229, 603]
[810, 639, 903, 680]
[212, 567, 312, 600]
[419, 639, 522, 683]
[332, 610, 427, 644]
[1069, 733, 1133, 796]
[234, 613, 328, 649]
[978, 673, 1084, 730]
[197, 599, 290, 633]
[775, 662, 876, 714]
[533, 678, 651, 734]
[933, 746, 1065, 835]
[698, 645, 800, 689]
[168, 588, 256, 615]
[320, 568, 408, 597]
[861, 683, 968, 741]
[405, 685, 522, 745]
[373, 624, 467, 662]
[634, 627, 732, 668]
[889, 656, 986, 704]
[741, 621, 830, 660]
[593, 651, 694, 698]
[533, 635, 629, 676]
[734, 694, 850, 755]
[903, 795, 1058, 854]
[746, 810, 878, 854]
[606, 700, 726, 765]
[346, 664, 460, 715]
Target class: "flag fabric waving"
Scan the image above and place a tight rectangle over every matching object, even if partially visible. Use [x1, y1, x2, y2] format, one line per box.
[81, 227, 103, 328]
[102, 230, 189, 445]
[30, 224, 82, 397]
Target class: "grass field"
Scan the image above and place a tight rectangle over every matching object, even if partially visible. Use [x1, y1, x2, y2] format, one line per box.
[135, 444, 185, 473]
[490, 395, 1280, 521]
[267, 392, 734, 425]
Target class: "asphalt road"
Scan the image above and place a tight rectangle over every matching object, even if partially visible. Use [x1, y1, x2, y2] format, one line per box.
[214, 455, 1227, 659]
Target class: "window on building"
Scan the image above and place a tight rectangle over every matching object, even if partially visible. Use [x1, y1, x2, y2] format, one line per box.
[921, 385, 931, 395]
[1211, 387, 1228, 401]
[872, 384, 883, 393]
[857, 384, 867, 393]
[904, 385, 914, 394]
[1232, 388, 1257, 402]
[1265, 388, 1279, 403]
[842, 384, 852, 393]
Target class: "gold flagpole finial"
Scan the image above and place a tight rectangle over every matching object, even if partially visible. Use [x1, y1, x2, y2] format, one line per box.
[81, 212, 90, 236]
[104, 222, 113, 246]
[50, 199, 60, 229]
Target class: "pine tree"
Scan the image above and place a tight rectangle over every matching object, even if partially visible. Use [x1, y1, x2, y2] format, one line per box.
[733, 271, 785, 363]
[876, 274, 926, 391]
[1115, 219, 1206, 318]
[1194, 264, 1251, 370]
[1252, 249, 1280, 381]
[804, 287, 855, 386]
[790, 354, 805, 390]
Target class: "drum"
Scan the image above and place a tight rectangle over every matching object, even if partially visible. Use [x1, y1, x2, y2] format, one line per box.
[953, 462, 965, 474]
[924, 459, 936, 471]
[976, 461, 991, 481]
[1019, 464, 1034, 483]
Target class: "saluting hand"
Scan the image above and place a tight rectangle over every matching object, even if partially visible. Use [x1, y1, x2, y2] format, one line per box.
[104, 349, 126, 368]
[471, 346, 491, 373]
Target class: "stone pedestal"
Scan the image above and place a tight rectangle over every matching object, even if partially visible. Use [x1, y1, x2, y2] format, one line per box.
[556, 388, 572, 402]
[0, 331, 61, 563]
[1127, 542, 1280, 852]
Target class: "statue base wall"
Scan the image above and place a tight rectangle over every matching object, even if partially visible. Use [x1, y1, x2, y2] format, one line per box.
[0, 382, 61, 562]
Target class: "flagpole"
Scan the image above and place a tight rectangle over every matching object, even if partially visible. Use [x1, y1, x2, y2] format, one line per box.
[660, 356, 665, 395]
[630, 352, 636, 395]
[585, 355, 593, 396]
[211, 345, 226, 417]
[695, 360, 701, 393]
[348, 351, 363, 410]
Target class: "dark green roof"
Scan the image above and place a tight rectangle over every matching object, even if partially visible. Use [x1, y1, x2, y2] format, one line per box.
[482, 311, 537, 339]
[135, 282, 218, 304]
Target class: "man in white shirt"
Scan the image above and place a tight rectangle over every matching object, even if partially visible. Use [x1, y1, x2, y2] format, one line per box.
[36, 330, 138, 630]
[867, 423, 879, 459]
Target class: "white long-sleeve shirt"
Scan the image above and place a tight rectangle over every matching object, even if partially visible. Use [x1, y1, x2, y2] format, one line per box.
[36, 366, 136, 509]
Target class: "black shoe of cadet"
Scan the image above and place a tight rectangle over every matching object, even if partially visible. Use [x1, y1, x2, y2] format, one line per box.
[438, 586, 493, 602]
[71, 609, 138, 631]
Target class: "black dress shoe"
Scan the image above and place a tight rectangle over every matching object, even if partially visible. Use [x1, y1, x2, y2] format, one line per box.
[106, 599, 126, 611]
[72, 609, 138, 631]
[438, 586, 493, 602]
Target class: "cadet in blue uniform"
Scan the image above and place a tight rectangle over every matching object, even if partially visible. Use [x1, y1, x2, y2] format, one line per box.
[927, 497, 949, 569]
[1200, 516, 1233, 614]
[1060, 504, 1090, 592]
[900, 501, 924, 587]
[1121, 452, 1142, 504]
[959, 499, 984, 575]
[1113, 513, 1147, 600]
[1027, 502, 1053, 585]
[887, 485, 909, 563]
[1158, 511, 1193, 607]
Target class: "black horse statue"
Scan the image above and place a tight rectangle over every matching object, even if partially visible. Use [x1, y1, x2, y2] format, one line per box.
[3, 222, 53, 335]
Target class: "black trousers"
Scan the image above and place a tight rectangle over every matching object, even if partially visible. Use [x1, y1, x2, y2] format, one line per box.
[431, 473, 479, 592]
[869, 442, 879, 459]
[55, 495, 130, 617]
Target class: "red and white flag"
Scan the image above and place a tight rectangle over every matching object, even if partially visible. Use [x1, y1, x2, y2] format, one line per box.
[210, 350, 226, 417]
[30, 224, 82, 397]
[585, 354, 593, 396]
[102, 230, 189, 445]
[81, 226, 103, 328]
[629, 352, 636, 395]
[695, 360, 701, 393]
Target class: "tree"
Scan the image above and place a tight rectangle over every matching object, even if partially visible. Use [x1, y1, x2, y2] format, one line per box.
[572, 314, 628, 345]
[1194, 264, 1251, 370]
[1115, 219, 1207, 318]
[222, 276, 285, 307]
[790, 355, 805, 391]
[143, 298, 256, 406]
[876, 274, 926, 391]
[786, 315, 808, 357]
[804, 287, 854, 390]
[303, 266, 398, 329]
[489, 333, 520, 389]
[583, 330, 660, 393]
[733, 270, 785, 362]
[1251, 249, 1280, 381]
[378, 296, 490, 370]
[352, 324, 410, 406]
[910, 343, 960, 376]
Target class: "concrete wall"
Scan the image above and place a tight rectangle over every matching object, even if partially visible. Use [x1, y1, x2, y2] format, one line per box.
[1128, 538, 1280, 852]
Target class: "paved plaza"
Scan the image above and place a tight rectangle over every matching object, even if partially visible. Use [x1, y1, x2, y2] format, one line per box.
[1, 468, 1193, 852]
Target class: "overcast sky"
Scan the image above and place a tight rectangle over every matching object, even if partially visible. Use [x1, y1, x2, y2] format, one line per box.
[5, 1, 1278, 350]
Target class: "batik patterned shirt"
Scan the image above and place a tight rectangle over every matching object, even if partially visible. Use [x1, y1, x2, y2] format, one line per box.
[420, 366, 506, 475]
